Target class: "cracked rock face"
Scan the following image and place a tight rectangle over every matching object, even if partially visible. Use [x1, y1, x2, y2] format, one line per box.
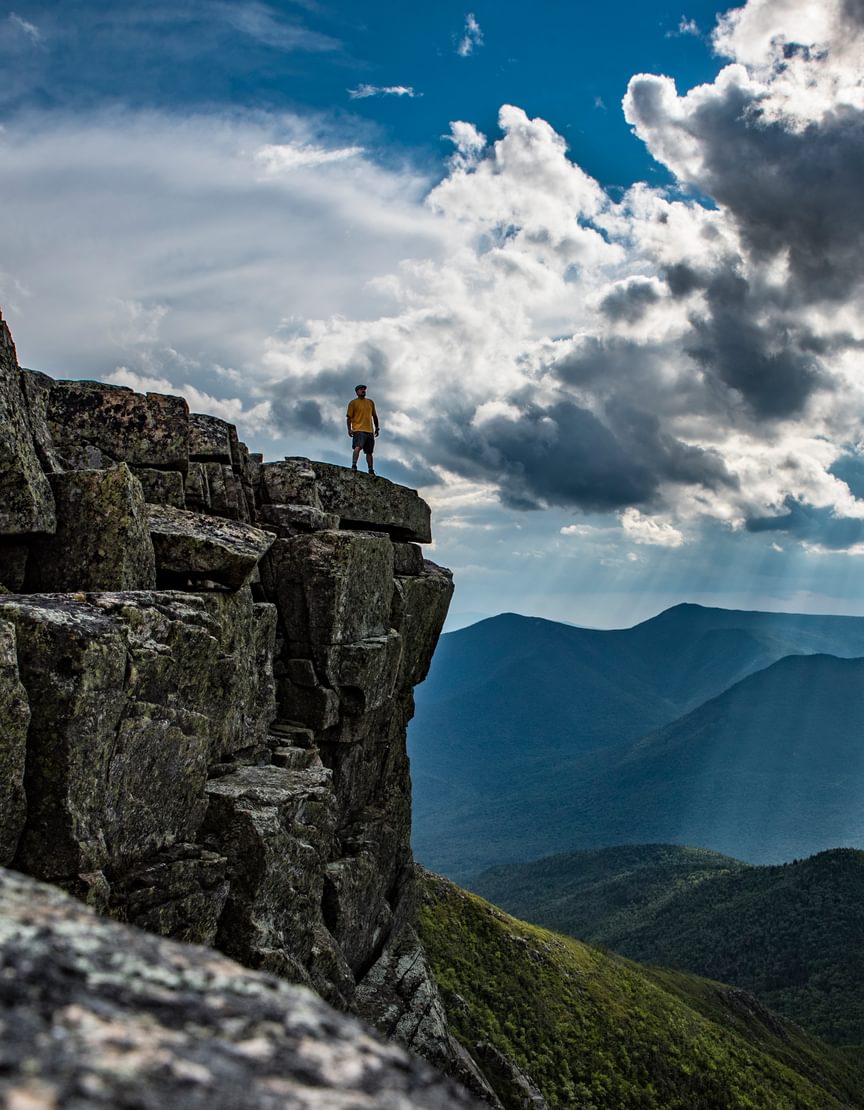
[26, 464, 157, 591]
[0, 317, 501, 1106]
[263, 458, 432, 543]
[0, 314, 55, 534]
[0, 619, 28, 863]
[148, 504, 275, 589]
[0, 868, 481, 1110]
[0, 590, 276, 879]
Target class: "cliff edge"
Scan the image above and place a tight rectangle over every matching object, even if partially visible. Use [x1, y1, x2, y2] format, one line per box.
[0, 309, 495, 1105]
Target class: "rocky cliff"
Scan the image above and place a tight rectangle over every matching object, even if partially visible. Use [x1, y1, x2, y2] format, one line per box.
[0, 309, 494, 1104]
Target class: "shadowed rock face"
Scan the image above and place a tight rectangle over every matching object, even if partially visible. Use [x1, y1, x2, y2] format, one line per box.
[0, 868, 481, 1110]
[0, 309, 500, 1105]
[0, 317, 55, 533]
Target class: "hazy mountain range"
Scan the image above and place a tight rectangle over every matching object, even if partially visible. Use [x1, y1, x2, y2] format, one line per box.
[408, 604, 864, 875]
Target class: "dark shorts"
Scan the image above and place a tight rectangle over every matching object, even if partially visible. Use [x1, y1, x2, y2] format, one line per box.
[352, 431, 375, 453]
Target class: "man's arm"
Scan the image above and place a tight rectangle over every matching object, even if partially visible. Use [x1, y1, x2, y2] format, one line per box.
[371, 401, 380, 435]
[346, 403, 353, 436]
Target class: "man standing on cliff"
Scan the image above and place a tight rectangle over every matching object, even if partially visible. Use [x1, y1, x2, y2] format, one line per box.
[346, 384, 380, 475]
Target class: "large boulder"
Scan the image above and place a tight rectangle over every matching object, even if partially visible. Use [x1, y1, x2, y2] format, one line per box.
[0, 314, 55, 534]
[45, 379, 190, 473]
[189, 412, 235, 463]
[148, 504, 274, 589]
[107, 843, 230, 946]
[0, 867, 481, 1109]
[202, 764, 353, 1005]
[267, 530, 394, 656]
[391, 562, 454, 687]
[26, 464, 157, 591]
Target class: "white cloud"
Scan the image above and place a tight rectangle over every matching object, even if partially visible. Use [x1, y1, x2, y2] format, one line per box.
[667, 16, 700, 38]
[8, 11, 40, 41]
[0, 107, 449, 456]
[620, 508, 685, 547]
[347, 84, 420, 100]
[2, 0, 864, 566]
[457, 12, 483, 57]
[445, 120, 487, 170]
[255, 141, 364, 171]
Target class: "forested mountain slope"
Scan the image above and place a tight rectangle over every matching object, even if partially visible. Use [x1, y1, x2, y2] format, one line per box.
[470, 846, 864, 1045]
[419, 869, 864, 1109]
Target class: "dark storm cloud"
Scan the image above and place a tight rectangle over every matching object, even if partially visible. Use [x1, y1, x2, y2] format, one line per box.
[630, 74, 864, 303]
[567, 262, 828, 426]
[270, 397, 324, 432]
[663, 263, 704, 298]
[554, 335, 671, 391]
[842, 0, 864, 26]
[746, 496, 864, 548]
[684, 266, 824, 418]
[426, 397, 735, 513]
[379, 458, 443, 489]
[270, 343, 390, 434]
[599, 280, 660, 323]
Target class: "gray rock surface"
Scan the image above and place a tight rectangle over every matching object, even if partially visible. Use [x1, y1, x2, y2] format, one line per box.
[0, 314, 497, 1105]
[0, 538, 28, 591]
[45, 378, 190, 472]
[189, 412, 235, 462]
[0, 313, 55, 534]
[263, 458, 432, 542]
[26, 464, 157, 591]
[0, 590, 276, 879]
[133, 465, 186, 507]
[268, 530, 395, 653]
[0, 620, 29, 863]
[148, 504, 274, 589]
[472, 1044, 549, 1110]
[0, 867, 481, 1109]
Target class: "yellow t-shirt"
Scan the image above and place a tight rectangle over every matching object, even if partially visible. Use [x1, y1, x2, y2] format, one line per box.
[347, 397, 377, 433]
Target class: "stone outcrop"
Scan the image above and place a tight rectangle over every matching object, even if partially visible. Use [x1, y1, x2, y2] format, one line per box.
[0, 316, 55, 533]
[26, 464, 157, 591]
[148, 503, 274, 589]
[0, 308, 501, 1104]
[264, 457, 432, 542]
[0, 867, 480, 1109]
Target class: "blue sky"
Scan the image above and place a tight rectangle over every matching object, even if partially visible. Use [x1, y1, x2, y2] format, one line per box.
[2, 0, 864, 629]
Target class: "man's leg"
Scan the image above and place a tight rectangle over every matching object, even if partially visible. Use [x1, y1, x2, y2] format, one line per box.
[352, 443, 361, 469]
[365, 447, 375, 474]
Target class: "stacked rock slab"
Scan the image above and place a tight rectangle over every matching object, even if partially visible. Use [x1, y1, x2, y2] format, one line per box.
[0, 309, 498, 1105]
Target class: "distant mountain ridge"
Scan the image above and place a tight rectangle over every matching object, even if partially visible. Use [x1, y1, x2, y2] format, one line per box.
[468, 845, 864, 1046]
[409, 604, 864, 875]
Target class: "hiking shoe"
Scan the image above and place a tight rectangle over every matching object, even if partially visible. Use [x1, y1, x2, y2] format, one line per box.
[368, 468, 376, 476]
[351, 464, 357, 471]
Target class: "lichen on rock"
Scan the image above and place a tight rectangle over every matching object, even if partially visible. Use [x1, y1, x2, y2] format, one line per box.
[0, 867, 482, 1109]
[0, 313, 55, 534]
[0, 313, 494, 1104]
